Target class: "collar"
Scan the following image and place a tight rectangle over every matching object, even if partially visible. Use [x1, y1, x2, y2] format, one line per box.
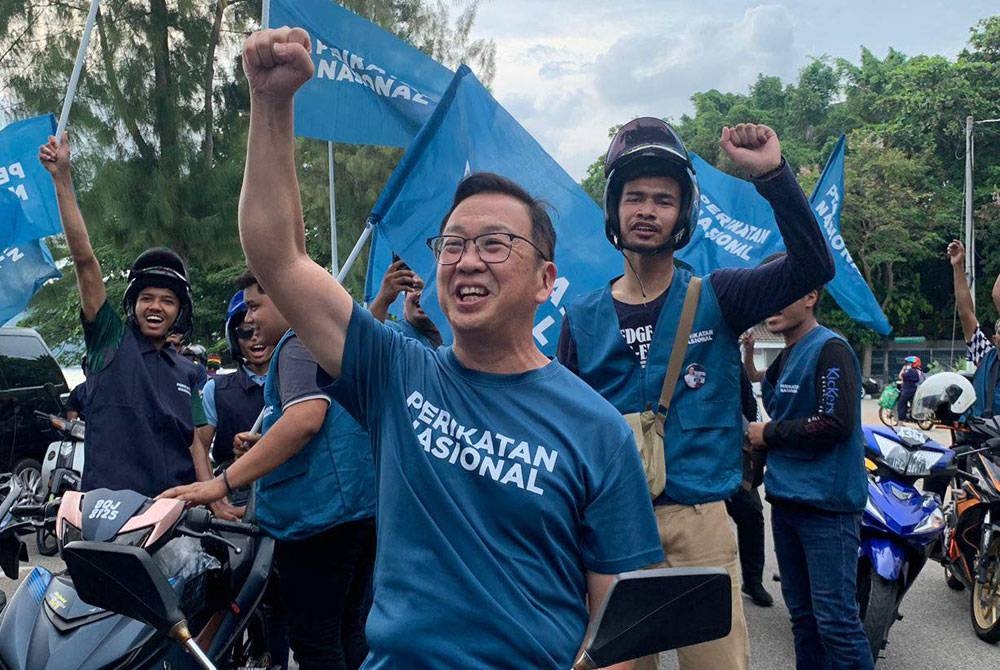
[130, 326, 178, 365]
[241, 365, 267, 386]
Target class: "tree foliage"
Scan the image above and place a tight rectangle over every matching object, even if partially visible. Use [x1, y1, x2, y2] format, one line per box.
[0, 0, 494, 361]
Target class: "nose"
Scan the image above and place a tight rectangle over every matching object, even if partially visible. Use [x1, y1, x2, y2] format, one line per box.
[637, 197, 655, 217]
[454, 239, 486, 272]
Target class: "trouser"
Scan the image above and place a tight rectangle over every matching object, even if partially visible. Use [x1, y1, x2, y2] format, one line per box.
[896, 389, 915, 420]
[633, 501, 750, 670]
[725, 487, 765, 588]
[274, 517, 377, 670]
[771, 504, 873, 670]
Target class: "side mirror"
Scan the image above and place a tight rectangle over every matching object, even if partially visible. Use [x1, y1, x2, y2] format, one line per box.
[574, 567, 732, 669]
[50, 468, 80, 497]
[0, 535, 27, 579]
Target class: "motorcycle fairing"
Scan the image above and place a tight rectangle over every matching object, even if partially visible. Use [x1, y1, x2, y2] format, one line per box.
[80, 489, 149, 542]
[864, 479, 938, 540]
[863, 536, 906, 581]
[42, 574, 111, 632]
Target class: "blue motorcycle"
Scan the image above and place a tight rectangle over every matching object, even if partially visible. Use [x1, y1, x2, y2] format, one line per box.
[856, 424, 955, 662]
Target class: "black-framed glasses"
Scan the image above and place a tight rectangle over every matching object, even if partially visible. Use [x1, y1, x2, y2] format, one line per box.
[235, 326, 255, 340]
[425, 233, 550, 266]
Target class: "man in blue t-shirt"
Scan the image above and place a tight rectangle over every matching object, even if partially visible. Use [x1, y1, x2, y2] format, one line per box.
[234, 28, 663, 669]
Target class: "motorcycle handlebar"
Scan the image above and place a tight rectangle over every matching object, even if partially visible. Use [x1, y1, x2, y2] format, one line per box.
[183, 506, 259, 537]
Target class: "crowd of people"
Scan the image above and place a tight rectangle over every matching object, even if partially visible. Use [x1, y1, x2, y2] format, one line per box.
[42, 24, 988, 670]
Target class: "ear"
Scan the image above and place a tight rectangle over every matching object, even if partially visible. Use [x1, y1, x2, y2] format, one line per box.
[535, 261, 557, 305]
[804, 289, 819, 310]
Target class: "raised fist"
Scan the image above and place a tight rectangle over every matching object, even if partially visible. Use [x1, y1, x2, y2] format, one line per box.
[38, 132, 72, 180]
[946, 239, 966, 268]
[720, 124, 782, 177]
[243, 27, 314, 103]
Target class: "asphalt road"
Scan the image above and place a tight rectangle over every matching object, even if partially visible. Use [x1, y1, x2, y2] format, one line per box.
[3, 400, 999, 668]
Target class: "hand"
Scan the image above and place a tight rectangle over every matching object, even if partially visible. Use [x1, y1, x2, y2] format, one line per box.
[720, 124, 781, 177]
[947, 239, 966, 268]
[740, 330, 756, 350]
[233, 431, 261, 457]
[38, 133, 72, 180]
[378, 260, 422, 302]
[210, 498, 246, 522]
[159, 477, 227, 506]
[746, 421, 768, 449]
[243, 27, 314, 104]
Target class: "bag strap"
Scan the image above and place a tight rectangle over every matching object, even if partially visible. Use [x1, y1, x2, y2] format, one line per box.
[655, 276, 702, 435]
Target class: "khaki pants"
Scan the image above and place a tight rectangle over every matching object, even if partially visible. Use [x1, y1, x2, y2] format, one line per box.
[633, 501, 749, 670]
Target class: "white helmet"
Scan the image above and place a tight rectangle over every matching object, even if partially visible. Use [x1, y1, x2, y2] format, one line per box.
[912, 372, 976, 420]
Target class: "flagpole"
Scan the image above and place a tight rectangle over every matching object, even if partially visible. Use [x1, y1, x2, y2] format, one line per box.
[337, 221, 373, 283]
[329, 142, 339, 275]
[261, 0, 270, 28]
[56, 0, 101, 141]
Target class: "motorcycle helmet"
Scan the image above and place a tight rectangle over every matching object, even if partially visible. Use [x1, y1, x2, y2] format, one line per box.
[911, 372, 975, 422]
[123, 247, 194, 338]
[181, 344, 207, 367]
[904, 355, 922, 369]
[603, 117, 700, 253]
[225, 290, 248, 361]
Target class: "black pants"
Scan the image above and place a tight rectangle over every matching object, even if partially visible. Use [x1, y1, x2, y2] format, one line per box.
[274, 517, 376, 670]
[725, 487, 765, 588]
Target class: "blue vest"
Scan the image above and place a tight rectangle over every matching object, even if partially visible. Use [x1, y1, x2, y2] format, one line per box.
[972, 348, 1000, 418]
[256, 331, 376, 541]
[761, 326, 866, 513]
[566, 268, 742, 504]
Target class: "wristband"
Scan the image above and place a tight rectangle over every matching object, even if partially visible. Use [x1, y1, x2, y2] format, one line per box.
[222, 469, 235, 496]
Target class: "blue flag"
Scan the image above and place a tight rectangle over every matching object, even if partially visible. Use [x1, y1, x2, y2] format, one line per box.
[270, 0, 453, 147]
[677, 137, 891, 335]
[364, 65, 619, 355]
[0, 240, 61, 326]
[0, 114, 62, 246]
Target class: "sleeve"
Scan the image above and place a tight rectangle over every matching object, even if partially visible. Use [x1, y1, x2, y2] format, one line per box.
[580, 435, 664, 573]
[968, 326, 994, 367]
[318, 303, 410, 430]
[191, 389, 207, 427]
[65, 384, 86, 414]
[82, 300, 127, 373]
[555, 315, 579, 375]
[201, 378, 218, 427]
[276, 338, 332, 410]
[763, 340, 858, 452]
[709, 161, 836, 334]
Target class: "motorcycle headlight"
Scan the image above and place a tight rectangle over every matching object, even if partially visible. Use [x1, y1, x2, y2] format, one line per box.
[906, 450, 944, 477]
[112, 528, 152, 548]
[873, 435, 911, 474]
[914, 507, 945, 534]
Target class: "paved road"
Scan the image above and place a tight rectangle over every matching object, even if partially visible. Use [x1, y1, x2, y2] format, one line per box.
[3, 400, 999, 668]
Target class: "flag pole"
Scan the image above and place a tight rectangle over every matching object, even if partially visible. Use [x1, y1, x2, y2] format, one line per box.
[329, 142, 339, 275]
[261, 0, 270, 29]
[336, 221, 373, 283]
[56, 0, 101, 141]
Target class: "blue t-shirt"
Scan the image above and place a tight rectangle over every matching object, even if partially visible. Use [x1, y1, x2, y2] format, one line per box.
[328, 305, 662, 669]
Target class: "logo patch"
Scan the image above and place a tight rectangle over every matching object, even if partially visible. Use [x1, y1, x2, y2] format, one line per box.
[684, 363, 707, 389]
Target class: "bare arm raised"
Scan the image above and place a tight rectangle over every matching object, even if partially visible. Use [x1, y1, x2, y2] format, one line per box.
[948, 240, 979, 342]
[39, 133, 106, 321]
[238, 28, 353, 378]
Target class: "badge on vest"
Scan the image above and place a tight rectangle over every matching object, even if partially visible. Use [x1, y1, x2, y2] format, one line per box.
[176, 382, 191, 396]
[684, 363, 707, 389]
[779, 383, 800, 394]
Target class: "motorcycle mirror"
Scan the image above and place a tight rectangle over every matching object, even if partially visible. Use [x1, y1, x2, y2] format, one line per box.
[50, 468, 80, 497]
[573, 567, 732, 669]
[62, 541, 185, 632]
[0, 535, 27, 579]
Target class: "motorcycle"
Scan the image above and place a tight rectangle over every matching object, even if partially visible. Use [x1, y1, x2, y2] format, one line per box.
[856, 423, 954, 661]
[0, 477, 277, 669]
[938, 415, 1000, 643]
[33, 410, 85, 556]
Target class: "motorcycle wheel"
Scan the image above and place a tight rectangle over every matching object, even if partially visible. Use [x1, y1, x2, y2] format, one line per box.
[224, 608, 275, 670]
[13, 458, 43, 500]
[878, 407, 899, 429]
[946, 564, 966, 591]
[971, 535, 1000, 643]
[36, 526, 59, 557]
[916, 416, 935, 431]
[860, 573, 900, 661]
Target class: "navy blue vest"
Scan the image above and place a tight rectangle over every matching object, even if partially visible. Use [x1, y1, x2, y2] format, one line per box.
[212, 368, 264, 466]
[256, 331, 376, 541]
[972, 348, 1000, 418]
[761, 326, 866, 513]
[83, 327, 198, 498]
[566, 268, 742, 504]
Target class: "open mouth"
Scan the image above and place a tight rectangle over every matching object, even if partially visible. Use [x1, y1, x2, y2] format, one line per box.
[631, 222, 660, 235]
[456, 285, 490, 304]
[249, 344, 267, 356]
[144, 314, 165, 326]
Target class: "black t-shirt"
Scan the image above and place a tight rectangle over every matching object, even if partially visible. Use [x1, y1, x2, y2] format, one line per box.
[612, 290, 669, 367]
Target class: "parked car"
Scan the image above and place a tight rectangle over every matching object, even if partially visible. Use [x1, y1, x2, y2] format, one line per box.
[0, 328, 68, 497]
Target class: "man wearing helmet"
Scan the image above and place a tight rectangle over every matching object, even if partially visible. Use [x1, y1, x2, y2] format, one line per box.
[559, 119, 834, 669]
[39, 133, 206, 498]
[896, 356, 923, 421]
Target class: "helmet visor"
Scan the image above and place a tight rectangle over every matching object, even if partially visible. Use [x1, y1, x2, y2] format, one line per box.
[606, 118, 684, 177]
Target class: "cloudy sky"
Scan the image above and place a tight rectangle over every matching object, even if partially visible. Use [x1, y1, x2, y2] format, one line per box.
[469, 1, 997, 179]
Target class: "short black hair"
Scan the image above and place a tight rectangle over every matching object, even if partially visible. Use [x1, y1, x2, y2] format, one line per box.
[235, 270, 262, 293]
[439, 172, 556, 262]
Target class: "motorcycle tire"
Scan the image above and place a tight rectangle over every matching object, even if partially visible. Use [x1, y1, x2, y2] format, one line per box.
[945, 564, 966, 591]
[878, 407, 899, 429]
[971, 535, 1000, 643]
[36, 526, 59, 557]
[860, 573, 900, 662]
[224, 607, 275, 670]
[13, 458, 44, 501]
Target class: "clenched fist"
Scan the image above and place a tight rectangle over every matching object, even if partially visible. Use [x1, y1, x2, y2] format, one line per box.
[243, 27, 314, 103]
[720, 123, 782, 178]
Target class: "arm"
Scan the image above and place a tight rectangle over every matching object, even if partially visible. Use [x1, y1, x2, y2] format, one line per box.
[238, 28, 353, 379]
[948, 240, 979, 342]
[748, 341, 858, 452]
[740, 331, 763, 383]
[39, 134, 106, 321]
[369, 260, 420, 322]
[710, 127, 835, 334]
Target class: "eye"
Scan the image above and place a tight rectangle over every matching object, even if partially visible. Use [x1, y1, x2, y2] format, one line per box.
[441, 238, 464, 252]
[479, 235, 507, 251]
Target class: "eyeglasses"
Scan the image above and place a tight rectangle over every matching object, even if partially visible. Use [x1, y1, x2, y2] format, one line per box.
[235, 326, 255, 341]
[425, 233, 550, 266]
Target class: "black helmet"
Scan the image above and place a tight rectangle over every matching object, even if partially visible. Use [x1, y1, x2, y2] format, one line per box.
[603, 117, 699, 252]
[181, 343, 208, 367]
[122, 247, 194, 338]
